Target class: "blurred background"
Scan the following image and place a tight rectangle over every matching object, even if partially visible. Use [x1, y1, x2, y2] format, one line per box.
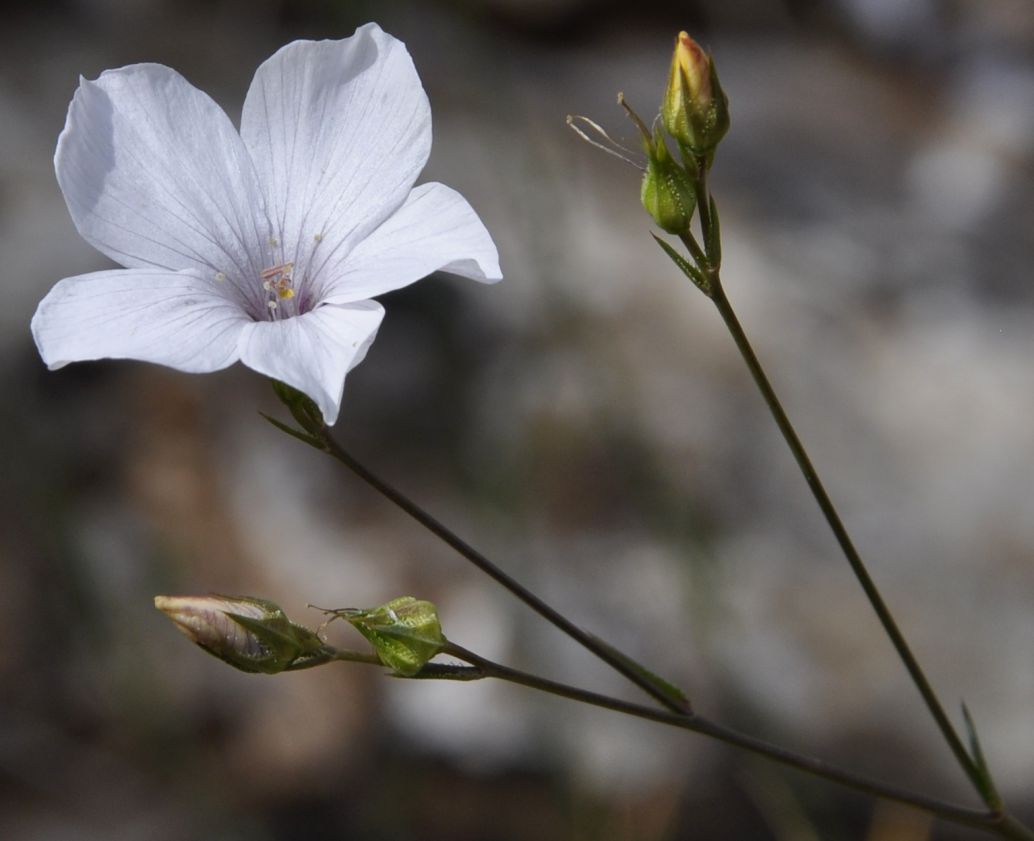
[3, 0, 1034, 838]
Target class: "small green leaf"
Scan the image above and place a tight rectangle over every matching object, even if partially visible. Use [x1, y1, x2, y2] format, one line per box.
[260, 413, 324, 449]
[588, 632, 690, 710]
[962, 702, 1002, 808]
[652, 233, 711, 296]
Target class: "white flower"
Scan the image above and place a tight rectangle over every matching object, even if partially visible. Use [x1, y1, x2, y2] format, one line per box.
[31, 24, 501, 424]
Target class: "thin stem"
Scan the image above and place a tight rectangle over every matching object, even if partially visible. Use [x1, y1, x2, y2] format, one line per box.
[705, 279, 983, 794]
[313, 428, 691, 716]
[677, 159, 985, 798]
[439, 642, 1026, 839]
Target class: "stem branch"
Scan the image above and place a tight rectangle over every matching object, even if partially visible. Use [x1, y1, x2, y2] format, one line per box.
[314, 428, 691, 716]
[439, 642, 1024, 838]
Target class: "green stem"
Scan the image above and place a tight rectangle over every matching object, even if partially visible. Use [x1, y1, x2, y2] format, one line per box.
[677, 162, 986, 799]
[313, 427, 692, 716]
[439, 642, 1029, 840]
[705, 278, 983, 795]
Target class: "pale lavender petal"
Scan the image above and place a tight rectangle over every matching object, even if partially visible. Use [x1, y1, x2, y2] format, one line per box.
[319, 183, 502, 305]
[31, 269, 250, 372]
[237, 301, 385, 425]
[57, 63, 272, 314]
[240, 25, 431, 298]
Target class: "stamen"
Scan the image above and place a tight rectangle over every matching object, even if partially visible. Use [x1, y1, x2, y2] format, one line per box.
[259, 261, 296, 315]
[260, 262, 294, 280]
[313, 233, 323, 243]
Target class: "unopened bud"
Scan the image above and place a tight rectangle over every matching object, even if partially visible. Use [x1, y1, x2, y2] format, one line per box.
[345, 596, 445, 677]
[662, 32, 729, 155]
[155, 594, 329, 674]
[641, 125, 696, 234]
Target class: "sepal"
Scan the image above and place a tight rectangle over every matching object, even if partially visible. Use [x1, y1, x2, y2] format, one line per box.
[155, 594, 333, 674]
[340, 596, 446, 677]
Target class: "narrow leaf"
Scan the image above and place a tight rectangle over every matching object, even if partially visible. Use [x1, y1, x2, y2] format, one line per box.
[588, 632, 690, 710]
[260, 413, 324, 450]
[651, 233, 711, 296]
[961, 702, 1002, 808]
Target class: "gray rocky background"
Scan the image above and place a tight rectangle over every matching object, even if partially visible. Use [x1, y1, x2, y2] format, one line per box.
[1, 0, 1033, 839]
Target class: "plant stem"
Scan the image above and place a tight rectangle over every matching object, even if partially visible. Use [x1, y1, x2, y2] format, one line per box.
[676, 160, 985, 798]
[313, 428, 692, 716]
[438, 642, 1030, 840]
[704, 278, 983, 794]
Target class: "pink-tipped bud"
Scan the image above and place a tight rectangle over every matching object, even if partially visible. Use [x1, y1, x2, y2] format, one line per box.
[155, 594, 328, 674]
[662, 32, 729, 155]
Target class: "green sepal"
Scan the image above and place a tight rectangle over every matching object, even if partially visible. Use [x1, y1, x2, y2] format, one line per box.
[652, 233, 711, 297]
[345, 597, 446, 677]
[641, 127, 696, 236]
[271, 380, 324, 436]
[223, 608, 332, 674]
[260, 413, 324, 450]
[588, 632, 690, 710]
[961, 703, 1002, 808]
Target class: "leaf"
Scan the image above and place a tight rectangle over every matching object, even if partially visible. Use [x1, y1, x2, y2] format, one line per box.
[588, 632, 690, 711]
[652, 233, 711, 297]
[961, 702, 1002, 808]
[260, 413, 324, 450]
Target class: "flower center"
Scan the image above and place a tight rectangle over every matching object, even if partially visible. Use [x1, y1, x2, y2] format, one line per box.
[261, 262, 296, 316]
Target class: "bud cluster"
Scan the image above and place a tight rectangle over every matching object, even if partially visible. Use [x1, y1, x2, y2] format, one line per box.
[623, 31, 729, 236]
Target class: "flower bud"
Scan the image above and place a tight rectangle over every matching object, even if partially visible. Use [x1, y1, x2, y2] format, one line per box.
[641, 125, 696, 235]
[662, 32, 729, 155]
[345, 596, 445, 677]
[155, 594, 329, 674]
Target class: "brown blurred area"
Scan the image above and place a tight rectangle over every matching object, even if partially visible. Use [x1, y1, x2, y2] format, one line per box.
[3, 0, 1034, 838]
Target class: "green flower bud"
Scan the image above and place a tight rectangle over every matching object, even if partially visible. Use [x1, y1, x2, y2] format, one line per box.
[641, 125, 696, 235]
[345, 596, 445, 677]
[155, 594, 329, 674]
[662, 31, 729, 155]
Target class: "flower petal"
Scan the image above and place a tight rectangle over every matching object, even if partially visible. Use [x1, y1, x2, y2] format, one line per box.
[31, 269, 250, 372]
[319, 182, 503, 305]
[57, 64, 271, 287]
[237, 301, 385, 425]
[240, 25, 431, 285]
